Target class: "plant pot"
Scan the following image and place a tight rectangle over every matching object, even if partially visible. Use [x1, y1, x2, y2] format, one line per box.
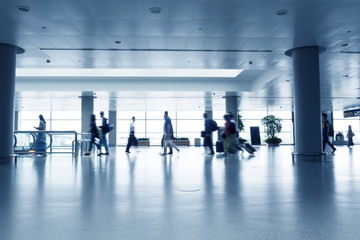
[137, 141, 150, 147]
[265, 138, 282, 146]
[173, 140, 190, 146]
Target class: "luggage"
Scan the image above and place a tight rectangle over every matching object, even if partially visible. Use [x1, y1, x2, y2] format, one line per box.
[216, 141, 224, 153]
[241, 142, 256, 155]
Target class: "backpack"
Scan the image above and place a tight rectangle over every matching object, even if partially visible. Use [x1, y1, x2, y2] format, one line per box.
[102, 123, 114, 134]
[209, 120, 218, 132]
[108, 123, 114, 132]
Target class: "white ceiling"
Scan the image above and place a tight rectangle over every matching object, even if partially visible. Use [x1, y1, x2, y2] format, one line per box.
[2, 0, 360, 111]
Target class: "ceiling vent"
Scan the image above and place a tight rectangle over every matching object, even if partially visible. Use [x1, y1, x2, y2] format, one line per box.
[149, 7, 162, 14]
[17, 6, 30, 12]
[276, 9, 288, 16]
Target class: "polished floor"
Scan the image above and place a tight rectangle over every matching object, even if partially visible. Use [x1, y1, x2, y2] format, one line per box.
[1, 145, 360, 240]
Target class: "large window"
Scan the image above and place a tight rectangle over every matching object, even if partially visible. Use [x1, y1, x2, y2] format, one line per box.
[19, 111, 81, 132]
[240, 111, 294, 145]
[333, 111, 360, 144]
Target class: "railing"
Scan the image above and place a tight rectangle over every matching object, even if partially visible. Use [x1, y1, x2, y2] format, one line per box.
[14, 131, 80, 156]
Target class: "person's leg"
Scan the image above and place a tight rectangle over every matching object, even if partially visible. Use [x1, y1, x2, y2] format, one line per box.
[206, 136, 214, 154]
[322, 136, 326, 152]
[103, 134, 109, 153]
[98, 137, 103, 154]
[86, 135, 95, 155]
[125, 133, 132, 152]
[161, 135, 169, 154]
[133, 134, 138, 146]
[204, 136, 209, 152]
[168, 134, 173, 153]
[224, 136, 230, 153]
[326, 138, 336, 152]
[168, 139, 179, 151]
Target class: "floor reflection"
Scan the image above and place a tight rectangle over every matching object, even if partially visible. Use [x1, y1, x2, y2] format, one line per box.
[1, 146, 360, 239]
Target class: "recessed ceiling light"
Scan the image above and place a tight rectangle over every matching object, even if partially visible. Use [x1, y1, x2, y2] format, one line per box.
[17, 6, 30, 12]
[285, 79, 290, 82]
[114, 41, 121, 44]
[342, 74, 349, 78]
[149, 7, 162, 14]
[341, 43, 349, 47]
[41, 26, 47, 30]
[276, 9, 288, 16]
[347, 30, 352, 33]
[198, 27, 203, 31]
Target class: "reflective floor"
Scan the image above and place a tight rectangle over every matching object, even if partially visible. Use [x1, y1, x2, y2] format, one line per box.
[1, 146, 360, 239]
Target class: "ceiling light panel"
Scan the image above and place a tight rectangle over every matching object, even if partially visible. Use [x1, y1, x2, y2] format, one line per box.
[16, 68, 243, 78]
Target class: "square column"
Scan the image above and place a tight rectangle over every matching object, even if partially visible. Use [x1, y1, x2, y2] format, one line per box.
[108, 111, 117, 147]
[81, 92, 95, 134]
[0, 44, 23, 160]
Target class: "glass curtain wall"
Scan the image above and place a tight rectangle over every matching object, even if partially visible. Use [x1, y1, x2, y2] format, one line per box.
[333, 111, 359, 144]
[240, 111, 294, 145]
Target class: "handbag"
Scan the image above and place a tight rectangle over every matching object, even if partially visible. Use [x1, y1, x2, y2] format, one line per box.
[201, 131, 206, 137]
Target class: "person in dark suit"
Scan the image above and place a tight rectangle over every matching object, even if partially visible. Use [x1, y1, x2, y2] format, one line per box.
[125, 116, 137, 153]
[203, 113, 215, 155]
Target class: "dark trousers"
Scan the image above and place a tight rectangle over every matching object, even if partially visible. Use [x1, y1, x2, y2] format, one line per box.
[323, 135, 336, 152]
[204, 135, 214, 154]
[88, 133, 99, 152]
[162, 134, 173, 153]
[126, 131, 137, 152]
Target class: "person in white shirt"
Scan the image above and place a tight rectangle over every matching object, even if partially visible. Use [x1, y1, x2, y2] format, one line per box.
[125, 116, 137, 153]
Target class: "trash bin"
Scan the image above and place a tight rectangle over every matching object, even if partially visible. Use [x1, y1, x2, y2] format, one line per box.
[194, 138, 201, 147]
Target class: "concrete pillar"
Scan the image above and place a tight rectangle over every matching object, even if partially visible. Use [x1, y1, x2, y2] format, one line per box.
[204, 92, 213, 119]
[286, 46, 325, 161]
[0, 44, 24, 161]
[225, 95, 238, 124]
[81, 91, 95, 134]
[108, 111, 117, 147]
[14, 111, 19, 131]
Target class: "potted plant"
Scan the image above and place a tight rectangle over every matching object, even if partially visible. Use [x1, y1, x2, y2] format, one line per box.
[137, 138, 150, 147]
[261, 115, 282, 146]
[173, 137, 190, 146]
[335, 132, 344, 142]
[238, 113, 247, 143]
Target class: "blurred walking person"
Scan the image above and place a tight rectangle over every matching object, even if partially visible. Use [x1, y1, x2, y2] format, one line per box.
[34, 114, 47, 154]
[84, 114, 101, 156]
[125, 116, 138, 153]
[223, 114, 237, 155]
[202, 113, 215, 155]
[99, 111, 109, 155]
[161, 111, 179, 155]
[347, 125, 355, 148]
[322, 113, 336, 153]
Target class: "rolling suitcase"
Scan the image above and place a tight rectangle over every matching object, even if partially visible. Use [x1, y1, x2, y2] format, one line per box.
[241, 142, 256, 155]
[216, 141, 224, 153]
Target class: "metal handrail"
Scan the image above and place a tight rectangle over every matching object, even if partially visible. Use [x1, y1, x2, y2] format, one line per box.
[14, 131, 78, 156]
